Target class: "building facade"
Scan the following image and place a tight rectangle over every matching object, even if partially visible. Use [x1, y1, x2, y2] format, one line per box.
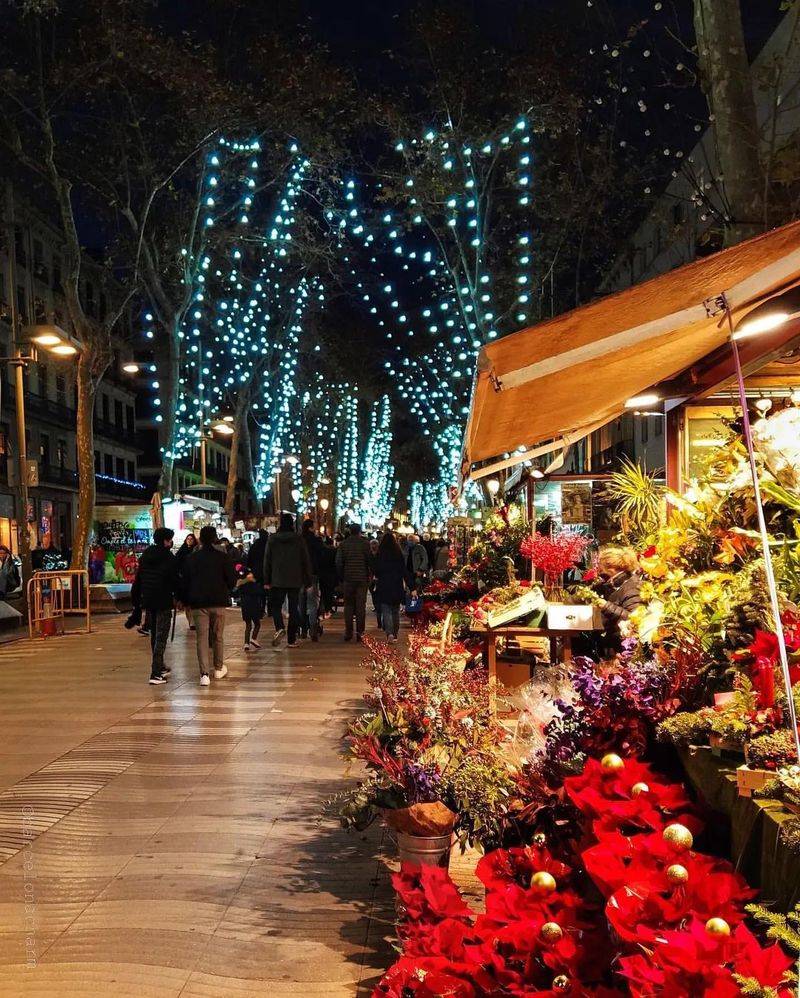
[0, 180, 147, 557]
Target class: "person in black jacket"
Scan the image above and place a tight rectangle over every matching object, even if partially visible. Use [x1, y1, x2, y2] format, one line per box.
[300, 519, 326, 641]
[336, 523, 372, 642]
[130, 527, 179, 685]
[318, 536, 338, 618]
[174, 533, 198, 630]
[593, 546, 643, 657]
[264, 513, 312, 648]
[182, 525, 237, 685]
[372, 532, 415, 642]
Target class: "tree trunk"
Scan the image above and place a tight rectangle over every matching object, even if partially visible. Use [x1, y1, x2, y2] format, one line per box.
[239, 412, 260, 514]
[224, 420, 241, 521]
[693, 0, 764, 244]
[156, 320, 181, 496]
[71, 351, 97, 569]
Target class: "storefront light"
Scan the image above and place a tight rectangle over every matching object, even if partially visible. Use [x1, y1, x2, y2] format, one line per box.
[624, 393, 659, 408]
[50, 343, 78, 356]
[734, 285, 800, 340]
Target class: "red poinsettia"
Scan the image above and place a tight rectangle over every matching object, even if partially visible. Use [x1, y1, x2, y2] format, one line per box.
[475, 845, 572, 892]
[372, 957, 478, 997]
[393, 864, 473, 925]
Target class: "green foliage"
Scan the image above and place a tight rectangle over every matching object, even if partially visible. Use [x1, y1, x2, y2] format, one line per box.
[449, 753, 516, 852]
[657, 709, 713, 747]
[604, 459, 664, 545]
[746, 900, 800, 953]
[746, 729, 797, 770]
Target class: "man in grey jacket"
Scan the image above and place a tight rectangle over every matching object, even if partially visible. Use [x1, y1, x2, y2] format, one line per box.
[264, 513, 312, 647]
[336, 523, 371, 642]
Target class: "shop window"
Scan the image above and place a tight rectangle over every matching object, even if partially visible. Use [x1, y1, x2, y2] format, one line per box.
[104, 454, 113, 475]
[114, 399, 123, 427]
[116, 456, 125, 479]
[127, 460, 135, 481]
[14, 228, 26, 268]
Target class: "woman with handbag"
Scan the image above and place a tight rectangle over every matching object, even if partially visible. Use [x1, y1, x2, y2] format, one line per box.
[371, 532, 415, 643]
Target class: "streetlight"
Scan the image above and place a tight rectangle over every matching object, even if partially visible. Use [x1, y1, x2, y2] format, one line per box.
[486, 478, 501, 503]
[319, 498, 330, 511]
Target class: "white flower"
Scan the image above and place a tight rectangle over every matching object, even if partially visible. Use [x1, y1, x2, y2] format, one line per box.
[373, 687, 383, 699]
[461, 716, 474, 729]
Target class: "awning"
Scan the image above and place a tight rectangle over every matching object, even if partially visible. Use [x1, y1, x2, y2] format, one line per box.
[463, 219, 800, 481]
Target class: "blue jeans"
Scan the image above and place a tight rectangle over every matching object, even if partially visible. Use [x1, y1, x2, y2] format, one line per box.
[299, 580, 319, 635]
[380, 603, 400, 638]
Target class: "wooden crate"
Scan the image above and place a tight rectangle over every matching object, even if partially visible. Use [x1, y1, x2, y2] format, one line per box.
[736, 765, 774, 798]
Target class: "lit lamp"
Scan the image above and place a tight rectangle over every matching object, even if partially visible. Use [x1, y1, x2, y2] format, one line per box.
[733, 285, 800, 340]
[211, 420, 235, 435]
[122, 361, 140, 374]
[486, 478, 501, 499]
[28, 324, 80, 357]
[291, 488, 301, 503]
[624, 392, 660, 409]
[319, 498, 330, 511]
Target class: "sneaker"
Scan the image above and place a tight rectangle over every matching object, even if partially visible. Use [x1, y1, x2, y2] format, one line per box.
[160, 666, 172, 675]
[200, 674, 211, 686]
[214, 665, 228, 679]
[287, 641, 298, 648]
[250, 638, 261, 649]
[148, 675, 167, 685]
[272, 628, 286, 647]
[388, 634, 397, 643]
[137, 627, 150, 636]
[244, 643, 251, 652]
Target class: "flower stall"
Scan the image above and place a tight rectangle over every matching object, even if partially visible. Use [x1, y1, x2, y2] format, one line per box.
[331, 223, 800, 996]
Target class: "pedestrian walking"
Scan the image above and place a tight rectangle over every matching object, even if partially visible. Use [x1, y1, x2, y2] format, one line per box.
[236, 569, 264, 650]
[336, 521, 371, 642]
[182, 525, 236, 686]
[318, 535, 338, 618]
[130, 527, 179, 685]
[372, 532, 414, 642]
[174, 532, 198, 629]
[264, 512, 312, 648]
[433, 539, 451, 579]
[407, 533, 430, 591]
[300, 519, 325, 641]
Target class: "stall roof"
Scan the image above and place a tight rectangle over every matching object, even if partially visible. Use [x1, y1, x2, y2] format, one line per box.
[463, 220, 800, 481]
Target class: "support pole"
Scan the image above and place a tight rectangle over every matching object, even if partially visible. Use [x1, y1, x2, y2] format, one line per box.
[726, 304, 800, 763]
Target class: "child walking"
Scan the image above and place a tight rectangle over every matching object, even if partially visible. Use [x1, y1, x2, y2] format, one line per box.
[236, 570, 264, 651]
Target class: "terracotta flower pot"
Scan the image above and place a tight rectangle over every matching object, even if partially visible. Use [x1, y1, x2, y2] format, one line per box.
[383, 801, 456, 836]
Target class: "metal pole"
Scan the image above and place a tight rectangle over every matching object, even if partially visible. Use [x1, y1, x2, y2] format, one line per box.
[5, 182, 32, 620]
[726, 305, 800, 763]
[200, 436, 207, 485]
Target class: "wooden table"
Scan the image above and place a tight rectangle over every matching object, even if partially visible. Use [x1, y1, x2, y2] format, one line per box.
[471, 623, 600, 693]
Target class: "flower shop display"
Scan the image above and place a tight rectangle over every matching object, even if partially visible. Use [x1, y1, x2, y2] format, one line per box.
[521, 529, 590, 598]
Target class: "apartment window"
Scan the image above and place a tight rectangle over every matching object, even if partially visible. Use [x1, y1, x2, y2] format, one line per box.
[55, 373, 67, 407]
[57, 439, 67, 467]
[94, 450, 100, 472]
[114, 399, 123, 427]
[52, 256, 62, 290]
[39, 434, 50, 467]
[14, 228, 26, 268]
[116, 456, 125, 479]
[126, 405, 134, 432]
[104, 454, 113, 475]
[33, 239, 48, 283]
[127, 459, 135, 481]
[102, 393, 109, 422]
[16, 286, 27, 325]
[38, 362, 48, 397]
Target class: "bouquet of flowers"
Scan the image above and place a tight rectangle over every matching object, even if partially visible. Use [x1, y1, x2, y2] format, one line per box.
[521, 531, 590, 575]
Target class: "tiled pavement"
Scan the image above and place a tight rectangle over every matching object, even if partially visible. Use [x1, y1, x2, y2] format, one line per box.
[0, 611, 397, 996]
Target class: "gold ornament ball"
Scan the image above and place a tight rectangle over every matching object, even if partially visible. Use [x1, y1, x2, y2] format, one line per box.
[539, 921, 563, 943]
[705, 917, 731, 938]
[552, 975, 571, 992]
[532, 832, 548, 848]
[531, 870, 557, 895]
[630, 781, 650, 797]
[600, 752, 625, 775]
[662, 823, 693, 852]
[666, 863, 689, 886]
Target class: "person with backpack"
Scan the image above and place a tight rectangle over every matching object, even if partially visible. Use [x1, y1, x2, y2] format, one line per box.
[336, 522, 372, 642]
[263, 513, 312, 648]
[182, 525, 236, 686]
[130, 527, 179, 686]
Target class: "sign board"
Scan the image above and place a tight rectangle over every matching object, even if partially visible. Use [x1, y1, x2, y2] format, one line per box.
[7, 459, 38, 487]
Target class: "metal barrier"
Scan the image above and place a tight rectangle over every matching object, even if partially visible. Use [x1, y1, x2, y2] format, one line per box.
[27, 570, 91, 639]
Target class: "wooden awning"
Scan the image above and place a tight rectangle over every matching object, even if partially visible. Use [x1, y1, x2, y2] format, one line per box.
[462, 220, 800, 481]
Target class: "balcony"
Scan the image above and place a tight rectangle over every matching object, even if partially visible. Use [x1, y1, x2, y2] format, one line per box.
[39, 463, 78, 489]
[94, 416, 136, 446]
[94, 474, 148, 501]
[2, 381, 74, 427]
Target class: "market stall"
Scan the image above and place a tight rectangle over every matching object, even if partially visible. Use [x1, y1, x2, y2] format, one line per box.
[332, 221, 800, 996]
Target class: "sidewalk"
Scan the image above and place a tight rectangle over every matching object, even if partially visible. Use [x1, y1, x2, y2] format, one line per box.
[0, 611, 395, 996]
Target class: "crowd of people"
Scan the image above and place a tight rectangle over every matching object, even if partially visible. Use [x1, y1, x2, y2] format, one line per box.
[129, 519, 450, 687]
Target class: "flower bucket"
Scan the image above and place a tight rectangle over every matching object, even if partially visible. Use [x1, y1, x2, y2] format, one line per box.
[396, 830, 454, 868]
